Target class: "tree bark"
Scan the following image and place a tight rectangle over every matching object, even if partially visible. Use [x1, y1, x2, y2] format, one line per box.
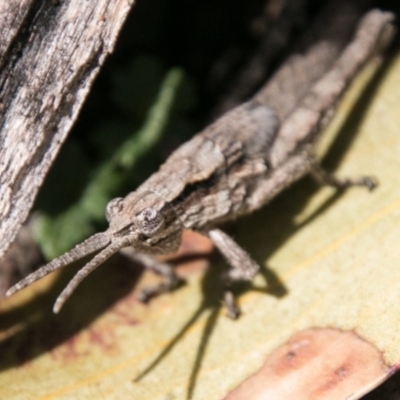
[0, 0, 134, 260]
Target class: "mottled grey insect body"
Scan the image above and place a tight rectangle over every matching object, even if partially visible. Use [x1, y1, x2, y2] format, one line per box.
[6, 101, 282, 317]
[6, 94, 376, 317]
[5, 8, 391, 318]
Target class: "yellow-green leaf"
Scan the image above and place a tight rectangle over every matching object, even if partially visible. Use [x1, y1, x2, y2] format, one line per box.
[1, 52, 400, 400]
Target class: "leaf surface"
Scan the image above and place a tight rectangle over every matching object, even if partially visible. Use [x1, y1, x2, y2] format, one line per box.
[1, 53, 400, 400]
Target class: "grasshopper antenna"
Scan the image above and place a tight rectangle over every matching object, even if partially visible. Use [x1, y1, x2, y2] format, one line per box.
[53, 236, 131, 313]
[6, 232, 111, 298]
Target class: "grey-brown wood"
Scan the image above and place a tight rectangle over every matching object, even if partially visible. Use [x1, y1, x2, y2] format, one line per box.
[0, 0, 133, 261]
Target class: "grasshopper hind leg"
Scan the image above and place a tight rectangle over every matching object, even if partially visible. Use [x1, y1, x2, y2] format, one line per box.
[309, 155, 378, 191]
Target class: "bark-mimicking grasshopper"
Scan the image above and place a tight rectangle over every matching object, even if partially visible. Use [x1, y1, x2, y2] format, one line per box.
[8, 5, 394, 319]
[6, 100, 376, 318]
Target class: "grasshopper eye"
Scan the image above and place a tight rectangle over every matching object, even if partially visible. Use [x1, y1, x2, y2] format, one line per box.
[106, 197, 124, 222]
[134, 207, 164, 236]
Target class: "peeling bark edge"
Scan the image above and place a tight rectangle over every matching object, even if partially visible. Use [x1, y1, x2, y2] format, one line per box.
[0, 0, 134, 260]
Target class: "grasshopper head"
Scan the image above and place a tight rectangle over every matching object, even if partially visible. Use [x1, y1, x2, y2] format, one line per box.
[6, 191, 172, 313]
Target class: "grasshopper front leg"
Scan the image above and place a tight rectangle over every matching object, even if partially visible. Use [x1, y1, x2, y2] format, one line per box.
[120, 249, 182, 302]
[208, 228, 260, 319]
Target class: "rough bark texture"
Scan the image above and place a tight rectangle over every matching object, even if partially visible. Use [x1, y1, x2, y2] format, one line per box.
[0, 0, 134, 260]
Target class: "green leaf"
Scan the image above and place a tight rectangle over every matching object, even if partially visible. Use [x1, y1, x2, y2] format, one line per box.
[34, 68, 185, 259]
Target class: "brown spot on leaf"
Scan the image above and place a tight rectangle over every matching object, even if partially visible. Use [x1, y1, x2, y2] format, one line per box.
[178, 230, 214, 256]
[224, 328, 392, 400]
[161, 230, 213, 275]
